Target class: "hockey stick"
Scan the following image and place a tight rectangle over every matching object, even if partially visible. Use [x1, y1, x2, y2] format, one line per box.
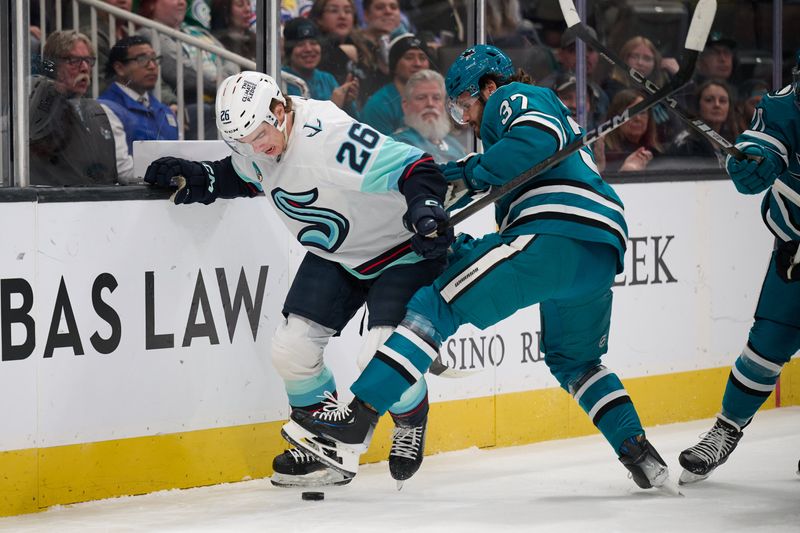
[558, 0, 758, 163]
[443, 0, 717, 229]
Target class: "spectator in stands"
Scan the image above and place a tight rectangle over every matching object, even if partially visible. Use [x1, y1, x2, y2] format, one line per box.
[211, 0, 257, 61]
[311, 0, 362, 84]
[137, 0, 239, 102]
[541, 25, 608, 127]
[393, 69, 466, 162]
[552, 70, 602, 131]
[602, 89, 662, 173]
[485, 0, 532, 49]
[696, 31, 737, 90]
[351, 0, 403, 103]
[282, 17, 360, 113]
[79, 0, 134, 94]
[29, 30, 133, 186]
[99, 36, 179, 154]
[670, 80, 741, 164]
[360, 32, 430, 135]
[734, 78, 768, 133]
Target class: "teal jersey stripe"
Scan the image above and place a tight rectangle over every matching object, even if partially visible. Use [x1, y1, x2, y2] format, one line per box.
[360, 138, 424, 193]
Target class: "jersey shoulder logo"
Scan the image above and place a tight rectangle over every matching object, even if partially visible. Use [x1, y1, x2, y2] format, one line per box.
[303, 118, 323, 137]
[271, 187, 349, 252]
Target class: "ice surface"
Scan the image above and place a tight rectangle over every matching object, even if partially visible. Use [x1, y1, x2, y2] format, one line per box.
[2, 408, 798, 533]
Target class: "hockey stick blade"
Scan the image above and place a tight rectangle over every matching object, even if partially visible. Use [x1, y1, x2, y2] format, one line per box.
[444, 0, 713, 230]
[558, 0, 756, 163]
[429, 355, 482, 378]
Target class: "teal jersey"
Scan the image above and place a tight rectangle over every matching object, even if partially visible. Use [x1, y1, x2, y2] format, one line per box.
[732, 85, 800, 242]
[360, 83, 404, 135]
[476, 82, 628, 271]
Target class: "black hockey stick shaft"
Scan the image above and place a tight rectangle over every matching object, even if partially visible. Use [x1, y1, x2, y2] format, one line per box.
[558, 0, 757, 162]
[442, 0, 716, 230]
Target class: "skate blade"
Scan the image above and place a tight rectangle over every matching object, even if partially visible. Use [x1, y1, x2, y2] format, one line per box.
[655, 475, 684, 497]
[281, 421, 361, 478]
[270, 470, 352, 488]
[678, 469, 711, 485]
[396, 479, 404, 491]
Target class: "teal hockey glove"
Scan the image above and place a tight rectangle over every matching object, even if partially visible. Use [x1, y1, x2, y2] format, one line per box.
[726, 145, 780, 195]
[775, 240, 800, 283]
[440, 154, 488, 192]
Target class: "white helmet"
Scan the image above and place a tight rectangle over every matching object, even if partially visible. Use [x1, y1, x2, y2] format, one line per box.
[216, 71, 286, 142]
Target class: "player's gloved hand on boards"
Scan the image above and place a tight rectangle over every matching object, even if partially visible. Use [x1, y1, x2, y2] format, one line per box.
[144, 156, 212, 205]
[403, 196, 455, 259]
[775, 240, 800, 283]
[726, 145, 780, 194]
[440, 153, 489, 193]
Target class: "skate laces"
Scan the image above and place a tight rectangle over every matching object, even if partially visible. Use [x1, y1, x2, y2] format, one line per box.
[287, 447, 316, 463]
[390, 426, 423, 460]
[313, 390, 353, 422]
[690, 422, 738, 464]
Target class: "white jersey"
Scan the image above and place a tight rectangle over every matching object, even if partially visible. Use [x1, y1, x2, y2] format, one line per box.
[231, 97, 426, 278]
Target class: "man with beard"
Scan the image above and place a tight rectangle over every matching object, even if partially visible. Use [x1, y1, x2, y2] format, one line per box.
[99, 36, 179, 154]
[393, 69, 467, 163]
[29, 30, 133, 185]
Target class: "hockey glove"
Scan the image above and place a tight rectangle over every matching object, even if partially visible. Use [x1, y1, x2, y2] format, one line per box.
[403, 196, 455, 259]
[144, 156, 215, 205]
[726, 145, 780, 195]
[440, 153, 489, 193]
[448, 232, 478, 263]
[775, 240, 800, 283]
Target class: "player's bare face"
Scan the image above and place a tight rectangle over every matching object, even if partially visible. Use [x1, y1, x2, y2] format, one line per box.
[239, 121, 286, 158]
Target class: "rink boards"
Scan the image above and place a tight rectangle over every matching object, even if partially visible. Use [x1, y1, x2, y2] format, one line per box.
[0, 179, 798, 515]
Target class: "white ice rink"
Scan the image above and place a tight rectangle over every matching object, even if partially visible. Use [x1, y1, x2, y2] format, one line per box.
[2, 407, 798, 533]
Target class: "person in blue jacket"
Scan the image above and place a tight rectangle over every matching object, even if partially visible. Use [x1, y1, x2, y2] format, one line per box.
[99, 35, 179, 153]
[679, 52, 800, 485]
[284, 44, 677, 493]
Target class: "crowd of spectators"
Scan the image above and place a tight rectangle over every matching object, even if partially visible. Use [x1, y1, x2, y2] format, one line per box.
[24, 0, 789, 187]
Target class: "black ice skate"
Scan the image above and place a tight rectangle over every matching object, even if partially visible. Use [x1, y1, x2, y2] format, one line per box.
[678, 416, 743, 485]
[618, 434, 680, 495]
[389, 413, 427, 490]
[281, 396, 379, 478]
[270, 447, 352, 488]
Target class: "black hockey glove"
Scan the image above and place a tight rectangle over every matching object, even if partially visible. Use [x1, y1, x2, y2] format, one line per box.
[775, 240, 800, 283]
[403, 196, 454, 259]
[144, 156, 214, 205]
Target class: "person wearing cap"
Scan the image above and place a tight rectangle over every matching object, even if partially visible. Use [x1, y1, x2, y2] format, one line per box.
[697, 31, 737, 84]
[282, 17, 360, 114]
[541, 25, 608, 126]
[393, 69, 467, 163]
[359, 32, 431, 135]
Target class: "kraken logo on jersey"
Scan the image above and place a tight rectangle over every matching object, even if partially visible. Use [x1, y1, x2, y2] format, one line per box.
[303, 119, 323, 137]
[272, 188, 350, 252]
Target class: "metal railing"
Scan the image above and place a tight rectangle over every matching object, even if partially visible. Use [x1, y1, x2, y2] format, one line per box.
[35, 0, 307, 141]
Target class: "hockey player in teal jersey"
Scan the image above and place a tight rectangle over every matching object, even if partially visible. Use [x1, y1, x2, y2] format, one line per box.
[679, 53, 800, 484]
[284, 45, 677, 492]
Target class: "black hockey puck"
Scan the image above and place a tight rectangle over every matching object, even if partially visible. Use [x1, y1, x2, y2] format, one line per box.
[301, 491, 324, 501]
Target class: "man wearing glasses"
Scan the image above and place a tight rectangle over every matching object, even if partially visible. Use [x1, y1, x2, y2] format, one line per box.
[99, 36, 179, 155]
[29, 30, 133, 185]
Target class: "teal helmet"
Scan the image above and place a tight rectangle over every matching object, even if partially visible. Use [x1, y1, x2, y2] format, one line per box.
[444, 44, 514, 123]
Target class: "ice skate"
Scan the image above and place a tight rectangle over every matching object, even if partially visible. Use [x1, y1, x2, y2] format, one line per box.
[270, 447, 352, 488]
[389, 414, 427, 490]
[282, 394, 379, 479]
[678, 417, 743, 485]
[618, 434, 681, 496]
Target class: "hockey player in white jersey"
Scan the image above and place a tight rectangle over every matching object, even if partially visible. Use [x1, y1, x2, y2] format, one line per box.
[144, 71, 454, 487]
[679, 53, 800, 484]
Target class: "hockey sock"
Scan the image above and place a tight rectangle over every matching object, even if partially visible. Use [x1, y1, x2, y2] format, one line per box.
[388, 378, 428, 417]
[721, 342, 784, 427]
[390, 390, 429, 426]
[284, 366, 336, 410]
[570, 365, 643, 452]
